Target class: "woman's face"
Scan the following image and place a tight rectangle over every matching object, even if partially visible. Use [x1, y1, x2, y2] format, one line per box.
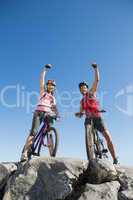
[47, 84, 55, 93]
[80, 85, 88, 95]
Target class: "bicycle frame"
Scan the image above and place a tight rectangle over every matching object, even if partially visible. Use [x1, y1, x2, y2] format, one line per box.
[85, 118, 108, 160]
[30, 114, 58, 158]
[91, 120, 108, 159]
[31, 119, 50, 155]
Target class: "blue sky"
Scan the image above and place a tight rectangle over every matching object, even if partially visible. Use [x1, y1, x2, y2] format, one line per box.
[0, 0, 133, 165]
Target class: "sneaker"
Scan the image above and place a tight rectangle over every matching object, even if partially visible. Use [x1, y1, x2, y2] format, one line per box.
[20, 153, 28, 162]
[113, 158, 119, 165]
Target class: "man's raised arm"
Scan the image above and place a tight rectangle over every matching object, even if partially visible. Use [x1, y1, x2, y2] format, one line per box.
[90, 63, 100, 94]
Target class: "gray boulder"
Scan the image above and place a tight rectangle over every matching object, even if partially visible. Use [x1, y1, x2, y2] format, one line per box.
[0, 163, 17, 200]
[3, 157, 87, 200]
[78, 181, 120, 200]
[0, 163, 17, 189]
[116, 166, 133, 200]
[1, 158, 133, 200]
[87, 158, 117, 183]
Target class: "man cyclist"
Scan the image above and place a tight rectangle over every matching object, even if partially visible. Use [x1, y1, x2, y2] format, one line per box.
[75, 63, 118, 164]
[21, 64, 58, 161]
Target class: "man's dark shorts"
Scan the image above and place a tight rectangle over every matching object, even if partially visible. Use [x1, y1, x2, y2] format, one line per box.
[84, 117, 106, 133]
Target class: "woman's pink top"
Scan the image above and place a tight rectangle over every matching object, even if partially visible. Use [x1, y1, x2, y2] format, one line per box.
[36, 92, 56, 113]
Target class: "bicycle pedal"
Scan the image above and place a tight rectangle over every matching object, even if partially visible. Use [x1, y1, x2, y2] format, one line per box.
[32, 152, 39, 156]
[102, 149, 108, 153]
[95, 150, 101, 156]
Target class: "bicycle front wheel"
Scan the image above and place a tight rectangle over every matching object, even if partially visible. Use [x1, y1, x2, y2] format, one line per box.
[94, 130, 102, 159]
[37, 127, 59, 157]
[47, 127, 59, 157]
[85, 124, 95, 161]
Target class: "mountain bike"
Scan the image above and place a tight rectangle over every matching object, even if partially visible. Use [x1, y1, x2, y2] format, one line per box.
[28, 112, 59, 159]
[85, 110, 108, 161]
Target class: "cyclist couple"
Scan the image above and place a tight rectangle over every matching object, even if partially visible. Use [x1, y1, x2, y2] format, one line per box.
[21, 63, 118, 164]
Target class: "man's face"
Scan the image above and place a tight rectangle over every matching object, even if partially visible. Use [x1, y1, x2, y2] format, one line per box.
[47, 84, 55, 93]
[80, 85, 88, 95]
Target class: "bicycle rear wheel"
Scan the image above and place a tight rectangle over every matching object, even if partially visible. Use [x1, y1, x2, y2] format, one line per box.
[38, 127, 59, 157]
[85, 124, 95, 160]
[94, 131, 102, 159]
[47, 127, 59, 156]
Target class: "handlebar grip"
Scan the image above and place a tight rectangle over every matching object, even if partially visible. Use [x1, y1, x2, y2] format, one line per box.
[45, 64, 53, 69]
[100, 109, 106, 113]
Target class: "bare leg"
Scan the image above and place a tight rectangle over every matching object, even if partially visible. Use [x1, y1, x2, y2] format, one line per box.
[102, 129, 117, 160]
[23, 135, 34, 154]
[21, 111, 41, 161]
[21, 135, 34, 161]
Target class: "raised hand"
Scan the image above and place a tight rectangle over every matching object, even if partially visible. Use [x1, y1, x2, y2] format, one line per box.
[45, 64, 53, 69]
[91, 63, 98, 69]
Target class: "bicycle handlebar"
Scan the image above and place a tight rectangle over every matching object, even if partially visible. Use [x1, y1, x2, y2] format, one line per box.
[98, 109, 106, 113]
[75, 109, 106, 118]
[44, 112, 58, 120]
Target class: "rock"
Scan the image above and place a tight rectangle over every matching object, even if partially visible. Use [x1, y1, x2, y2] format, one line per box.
[119, 190, 133, 200]
[87, 158, 117, 184]
[114, 165, 125, 176]
[3, 157, 87, 200]
[1, 158, 133, 200]
[0, 163, 17, 189]
[117, 166, 133, 200]
[0, 163, 17, 200]
[78, 181, 120, 200]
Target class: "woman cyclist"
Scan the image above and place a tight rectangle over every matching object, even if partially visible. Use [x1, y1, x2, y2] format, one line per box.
[21, 64, 58, 161]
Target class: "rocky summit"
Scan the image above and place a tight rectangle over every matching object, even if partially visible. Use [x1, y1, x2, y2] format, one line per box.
[0, 157, 133, 200]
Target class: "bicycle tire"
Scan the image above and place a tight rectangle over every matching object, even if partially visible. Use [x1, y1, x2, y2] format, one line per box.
[38, 127, 59, 157]
[48, 127, 59, 156]
[37, 133, 47, 156]
[94, 131, 102, 159]
[85, 124, 95, 160]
